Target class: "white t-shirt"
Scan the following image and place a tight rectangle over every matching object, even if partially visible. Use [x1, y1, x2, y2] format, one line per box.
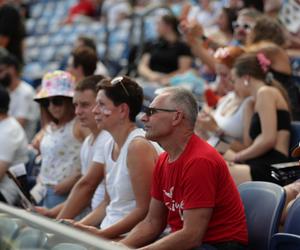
[0, 117, 28, 165]
[9, 81, 40, 141]
[80, 130, 112, 210]
[100, 128, 162, 229]
[0, 117, 28, 204]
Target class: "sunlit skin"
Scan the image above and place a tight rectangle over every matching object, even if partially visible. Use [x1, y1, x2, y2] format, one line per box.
[141, 93, 177, 143]
[48, 99, 68, 122]
[234, 15, 255, 44]
[73, 89, 98, 129]
[92, 90, 117, 131]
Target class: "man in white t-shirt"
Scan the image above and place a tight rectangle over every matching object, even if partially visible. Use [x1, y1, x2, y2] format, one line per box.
[0, 51, 39, 141]
[0, 86, 28, 204]
[35, 75, 112, 219]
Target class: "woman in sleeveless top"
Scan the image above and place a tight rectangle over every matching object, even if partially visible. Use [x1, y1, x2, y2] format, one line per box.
[33, 71, 87, 208]
[72, 76, 162, 240]
[223, 52, 291, 186]
[196, 46, 254, 151]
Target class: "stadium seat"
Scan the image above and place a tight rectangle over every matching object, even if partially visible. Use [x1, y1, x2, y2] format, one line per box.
[290, 121, 300, 156]
[283, 196, 300, 234]
[238, 181, 286, 250]
[270, 233, 300, 250]
[0, 217, 22, 249]
[51, 242, 88, 250]
[13, 227, 48, 249]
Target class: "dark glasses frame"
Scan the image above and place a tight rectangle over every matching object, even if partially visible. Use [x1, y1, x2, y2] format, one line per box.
[232, 21, 253, 30]
[142, 105, 177, 117]
[39, 96, 65, 108]
[111, 76, 130, 96]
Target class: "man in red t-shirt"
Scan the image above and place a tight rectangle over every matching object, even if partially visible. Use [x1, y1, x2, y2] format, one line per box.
[120, 87, 248, 250]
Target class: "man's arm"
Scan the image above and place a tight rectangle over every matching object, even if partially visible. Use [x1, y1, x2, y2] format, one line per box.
[0, 161, 9, 180]
[139, 208, 212, 250]
[120, 198, 168, 248]
[56, 161, 104, 219]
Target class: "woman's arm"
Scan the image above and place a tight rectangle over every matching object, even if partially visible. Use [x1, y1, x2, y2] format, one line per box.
[233, 89, 278, 161]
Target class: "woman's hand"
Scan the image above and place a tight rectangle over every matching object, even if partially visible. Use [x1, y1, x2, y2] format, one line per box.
[223, 149, 237, 162]
[196, 111, 219, 133]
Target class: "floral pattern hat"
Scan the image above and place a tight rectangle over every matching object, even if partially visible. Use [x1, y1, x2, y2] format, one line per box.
[34, 70, 75, 100]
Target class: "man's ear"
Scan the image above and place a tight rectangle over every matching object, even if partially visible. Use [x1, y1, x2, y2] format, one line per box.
[172, 111, 184, 126]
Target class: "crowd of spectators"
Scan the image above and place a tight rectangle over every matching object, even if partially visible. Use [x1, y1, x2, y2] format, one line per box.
[0, 0, 300, 249]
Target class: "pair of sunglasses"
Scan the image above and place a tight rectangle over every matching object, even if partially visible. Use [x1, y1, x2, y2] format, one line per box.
[111, 76, 130, 96]
[232, 21, 253, 31]
[40, 96, 65, 108]
[142, 105, 177, 117]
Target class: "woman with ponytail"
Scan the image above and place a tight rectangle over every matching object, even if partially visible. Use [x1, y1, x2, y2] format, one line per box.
[223, 52, 291, 186]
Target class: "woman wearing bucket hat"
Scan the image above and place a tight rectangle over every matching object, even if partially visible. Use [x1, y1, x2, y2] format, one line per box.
[32, 70, 87, 208]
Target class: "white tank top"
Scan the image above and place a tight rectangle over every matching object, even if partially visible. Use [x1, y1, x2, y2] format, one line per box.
[214, 92, 252, 142]
[100, 128, 161, 229]
[40, 119, 82, 185]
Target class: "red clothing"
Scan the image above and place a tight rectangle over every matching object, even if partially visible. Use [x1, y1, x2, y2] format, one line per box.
[151, 134, 248, 245]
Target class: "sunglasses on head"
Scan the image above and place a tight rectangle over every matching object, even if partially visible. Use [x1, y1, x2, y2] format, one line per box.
[40, 96, 65, 108]
[232, 21, 253, 30]
[142, 105, 177, 117]
[111, 76, 130, 97]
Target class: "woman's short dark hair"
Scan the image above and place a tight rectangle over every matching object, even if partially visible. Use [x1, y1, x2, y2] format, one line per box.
[161, 14, 180, 36]
[97, 76, 143, 122]
[0, 86, 10, 114]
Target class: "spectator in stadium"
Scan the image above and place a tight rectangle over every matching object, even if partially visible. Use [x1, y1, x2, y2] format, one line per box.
[231, 8, 261, 46]
[35, 75, 111, 219]
[138, 14, 193, 87]
[195, 46, 254, 153]
[120, 86, 248, 250]
[223, 52, 291, 186]
[0, 86, 28, 204]
[0, 50, 39, 141]
[61, 35, 109, 77]
[0, 3, 25, 64]
[67, 46, 98, 83]
[246, 41, 300, 121]
[70, 76, 162, 240]
[33, 70, 87, 208]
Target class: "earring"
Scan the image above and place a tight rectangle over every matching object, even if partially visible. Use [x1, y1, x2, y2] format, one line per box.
[244, 80, 249, 86]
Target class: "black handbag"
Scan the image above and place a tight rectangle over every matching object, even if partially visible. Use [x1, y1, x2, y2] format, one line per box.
[271, 162, 300, 186]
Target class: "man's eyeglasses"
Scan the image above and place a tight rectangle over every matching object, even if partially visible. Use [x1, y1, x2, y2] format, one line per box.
[40, 96, 65, 108]
[111, 76, 130, 96]
[232, 21, 253, 31]
[142, 105, 177, 117]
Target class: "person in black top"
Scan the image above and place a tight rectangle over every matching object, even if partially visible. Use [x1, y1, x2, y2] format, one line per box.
[223, 52, 291, 186]
[138, 14, 193, 86]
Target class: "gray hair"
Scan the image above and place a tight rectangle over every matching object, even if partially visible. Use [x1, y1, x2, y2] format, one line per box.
[159, 87, 198, 128]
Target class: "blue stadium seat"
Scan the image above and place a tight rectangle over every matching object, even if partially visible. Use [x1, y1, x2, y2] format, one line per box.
[283, 196, 300, 234]
[270, 233, 300, 250]
[290, 121, 300, 157]
[13, 227, 48, 249]
[51, 242, 88, 250]
[238, 181, 286, 250]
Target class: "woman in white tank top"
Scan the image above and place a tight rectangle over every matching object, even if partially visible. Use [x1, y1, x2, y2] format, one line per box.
[33, 71, 87, 208]
[73, 76, 162, 240]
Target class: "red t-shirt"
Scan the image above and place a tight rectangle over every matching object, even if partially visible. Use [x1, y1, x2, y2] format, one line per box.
[151, 134, 248, 244]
